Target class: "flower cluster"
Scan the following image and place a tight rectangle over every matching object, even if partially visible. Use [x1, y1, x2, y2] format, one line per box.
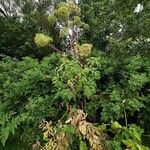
[34, 33, 53, 47]
[53, 2, 81, 22]
[73, 16, 82, 27]
[54, 3, 70, 21]
[68, 2, 81, 16]
[47, 15, 56, 26]
[75, 43, 93, 58]
[60, 27, 69, 38]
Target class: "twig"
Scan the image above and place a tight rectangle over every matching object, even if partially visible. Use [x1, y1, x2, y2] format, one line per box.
[124, 110, 128, 127]
[49, 44, 63, 54]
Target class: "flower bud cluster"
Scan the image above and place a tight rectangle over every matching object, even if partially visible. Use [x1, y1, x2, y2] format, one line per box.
[34, 33, 53, 47]
[75, 44, 93, 58]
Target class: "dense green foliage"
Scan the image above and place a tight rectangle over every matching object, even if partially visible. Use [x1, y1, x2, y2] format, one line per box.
[0, 0, 61, 59]
[0, 0, 150, 149]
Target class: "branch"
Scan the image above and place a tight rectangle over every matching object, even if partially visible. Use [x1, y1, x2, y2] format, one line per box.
[49, 44, 63, 54]
[0, 8, 8, 18]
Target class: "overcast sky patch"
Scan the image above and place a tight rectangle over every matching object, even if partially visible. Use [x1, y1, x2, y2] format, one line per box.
[134, 3, 143, 13]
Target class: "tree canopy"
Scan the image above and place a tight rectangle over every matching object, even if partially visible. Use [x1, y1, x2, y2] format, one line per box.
[0, 0, 150, 149]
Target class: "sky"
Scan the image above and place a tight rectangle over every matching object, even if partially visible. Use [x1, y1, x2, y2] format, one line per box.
[0, 1, 143, 17]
